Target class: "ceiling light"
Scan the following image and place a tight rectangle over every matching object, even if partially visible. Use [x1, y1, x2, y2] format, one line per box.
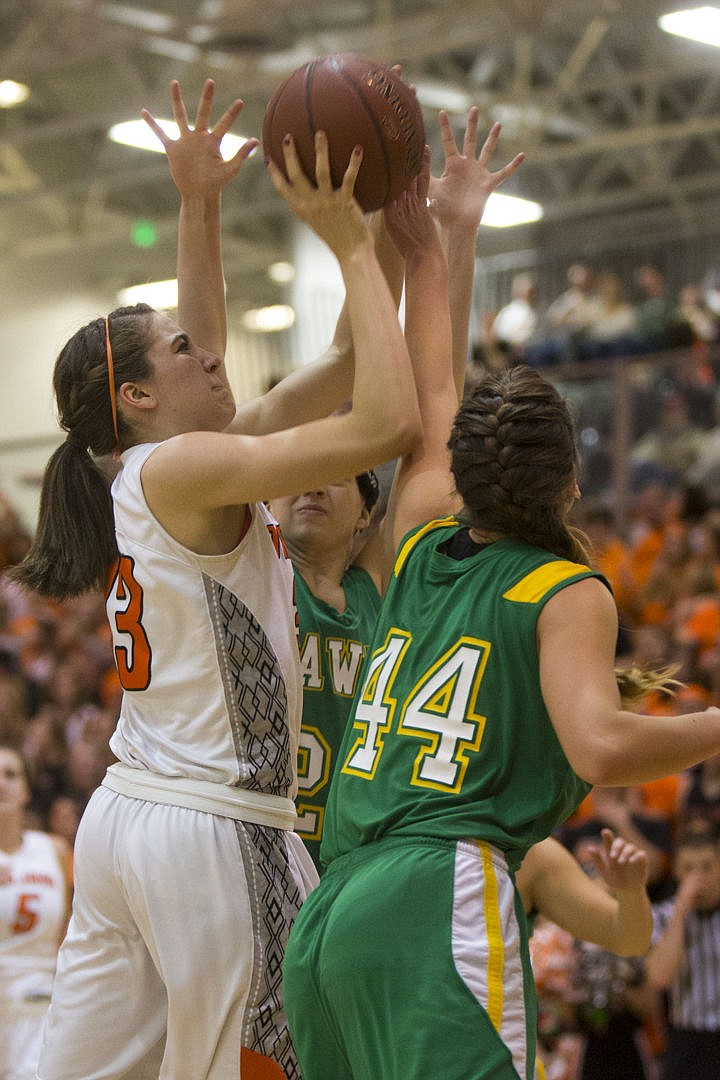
[117, 279, 178, 309]
[659, 6, 720, 46]
[481, 193, 543, 228]
[64, 0, 174, 33]
[268, 261, 295, 284]
[241, 305, 296, 332]
[143, 37, 201, 62]
[109, 119, 248, 160]
[0, 80, 29, 108]
[414, 81, 473, 114]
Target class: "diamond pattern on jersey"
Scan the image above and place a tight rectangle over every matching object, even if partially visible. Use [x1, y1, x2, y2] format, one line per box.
[237, 821, 303, 1079]
[204, 576, 291, 796]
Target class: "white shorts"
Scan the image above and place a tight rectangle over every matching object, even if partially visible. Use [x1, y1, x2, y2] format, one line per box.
[37, 784, 318, 1080]
[0, 996, 51, 1080]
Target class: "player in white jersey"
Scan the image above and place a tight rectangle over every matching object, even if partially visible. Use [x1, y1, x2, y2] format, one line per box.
[0, 745, 71, 1080]
[12, 81, 420, 1080]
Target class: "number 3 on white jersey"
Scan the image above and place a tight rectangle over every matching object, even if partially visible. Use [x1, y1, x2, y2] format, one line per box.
[342, 632, 489, 792]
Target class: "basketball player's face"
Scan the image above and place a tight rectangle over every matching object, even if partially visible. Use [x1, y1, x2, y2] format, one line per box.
[141, 313, 236, 435]
[270, 481, 369, 554]
[0, 748, 29, 814]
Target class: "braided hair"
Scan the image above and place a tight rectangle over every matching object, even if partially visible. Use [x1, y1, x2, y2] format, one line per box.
[449, 364, 590, 564]
[12, 304, 155, 599]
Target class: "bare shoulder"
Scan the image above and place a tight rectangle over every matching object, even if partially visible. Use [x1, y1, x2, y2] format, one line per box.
[539, 573, 617, 635]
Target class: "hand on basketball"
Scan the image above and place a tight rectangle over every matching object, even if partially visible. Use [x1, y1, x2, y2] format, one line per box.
[383, 146, 439, 260]
[266, 131, 370, 259]
[141, 79, 259, 199]
[428, 108, 525, 232]
[584, 828, 650, 893]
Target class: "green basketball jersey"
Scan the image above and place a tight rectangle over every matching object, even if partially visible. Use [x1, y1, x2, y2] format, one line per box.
[294, 563, 381, 872]
[322, 519, 604, 872]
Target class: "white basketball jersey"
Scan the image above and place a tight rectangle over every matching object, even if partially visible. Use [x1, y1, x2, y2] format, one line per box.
[107, 443, 302, 798]
[0, 831, 65, 1001]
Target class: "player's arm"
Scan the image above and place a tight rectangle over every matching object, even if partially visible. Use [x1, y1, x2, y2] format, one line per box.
[358, 120, 525, 589]
[430, 110, 524, 399]
[142, 79, 258, 364]
[231, 209, 405, 436]
[538, 577, 720, 784]
[142, 133, 420, 513]
[352, 147, 457, 589]
[519, 834, 651, 956]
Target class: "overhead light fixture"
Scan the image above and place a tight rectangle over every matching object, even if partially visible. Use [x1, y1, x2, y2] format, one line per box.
[659, 5, 720, 46]
[0, 80, 29, 108]
[482, 192, 543, 228]
[241, 305, 296, 332]
[414, 80, 473, 114]
[117, 279, 178, 309]
[64, 0, 175, 33]
[143, 37, 201, 62]
[109, 119, 249, 160]
[268, 261, 295, 284]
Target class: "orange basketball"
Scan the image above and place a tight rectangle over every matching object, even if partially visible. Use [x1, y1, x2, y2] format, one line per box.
[262, 53, 425, 212]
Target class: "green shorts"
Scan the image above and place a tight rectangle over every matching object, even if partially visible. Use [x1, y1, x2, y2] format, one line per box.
[284, 835, 535, 1080]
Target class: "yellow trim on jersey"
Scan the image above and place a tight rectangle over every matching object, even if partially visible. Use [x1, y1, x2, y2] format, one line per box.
[502, 559, 591, 604]
[393, 517, 458, 578]
[477, 839, 504, 1031]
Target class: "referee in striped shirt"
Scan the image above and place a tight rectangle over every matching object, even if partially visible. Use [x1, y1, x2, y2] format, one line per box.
[645, 825, 720, 1080]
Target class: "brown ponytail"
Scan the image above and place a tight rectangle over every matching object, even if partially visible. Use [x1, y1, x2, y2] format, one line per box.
[11, 304, 155, 599]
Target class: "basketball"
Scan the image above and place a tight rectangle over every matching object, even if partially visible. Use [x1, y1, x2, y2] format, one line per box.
[262, 53, 425, 212]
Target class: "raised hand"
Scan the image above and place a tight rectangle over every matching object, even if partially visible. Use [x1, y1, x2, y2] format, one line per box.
[585, 828, 650, 893]
[383, 146, 438, 260]
[266, 131, 370, 261]
[141, 78, 258, 199]
[429, 108, 525, 231]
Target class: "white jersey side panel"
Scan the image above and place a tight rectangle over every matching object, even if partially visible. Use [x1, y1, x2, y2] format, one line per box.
[107, 442, 302, 797]
[0, 831, 65, 1001]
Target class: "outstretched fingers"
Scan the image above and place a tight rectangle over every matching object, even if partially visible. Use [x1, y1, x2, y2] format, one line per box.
[438, 109, 460, 161]
[461, 106, 481, 157]
[493, 150, 526, 185]
[477, 120, 502, 166]
[191, 77, 215, 132]
[171, 78, 192, 133]
[212, 98, 245, 140]
[140, 107, 169, 149]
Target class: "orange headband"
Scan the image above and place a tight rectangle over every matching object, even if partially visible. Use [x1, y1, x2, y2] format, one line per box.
[105, 316, 120, 448]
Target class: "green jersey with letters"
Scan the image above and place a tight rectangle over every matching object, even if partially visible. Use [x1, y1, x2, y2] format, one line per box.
[322, 519, 604, 872]
[294, 563, 381, 871]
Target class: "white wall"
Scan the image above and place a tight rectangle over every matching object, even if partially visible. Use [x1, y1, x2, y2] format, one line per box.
[0, 270, 113, 529]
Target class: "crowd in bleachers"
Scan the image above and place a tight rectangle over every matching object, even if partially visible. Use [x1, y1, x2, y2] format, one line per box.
[2, 270, 720, 1076]
[0, 491, 120, 852]
[484, 260, 720, 369]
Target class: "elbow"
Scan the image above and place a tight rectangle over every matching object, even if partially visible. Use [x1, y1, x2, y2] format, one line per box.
[569, 753, 623, 788]
[565, 733, 637, 787]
